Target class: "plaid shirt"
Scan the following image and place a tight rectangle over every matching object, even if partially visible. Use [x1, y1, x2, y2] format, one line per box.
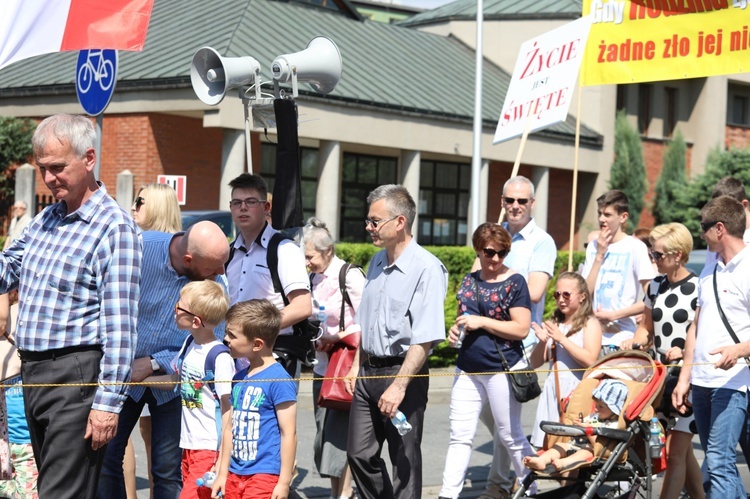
[0, 184, 141, 413]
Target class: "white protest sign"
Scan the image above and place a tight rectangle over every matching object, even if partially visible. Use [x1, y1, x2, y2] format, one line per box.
[157, 175, 187, 205]
[493, 16, 592, 144]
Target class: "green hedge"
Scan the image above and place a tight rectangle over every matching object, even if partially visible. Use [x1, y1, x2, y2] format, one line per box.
[335, 243, 586, 367]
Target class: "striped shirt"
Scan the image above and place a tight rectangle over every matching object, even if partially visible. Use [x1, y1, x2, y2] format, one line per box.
[130, 231, 228, 405]
[0, 184, 141, 413]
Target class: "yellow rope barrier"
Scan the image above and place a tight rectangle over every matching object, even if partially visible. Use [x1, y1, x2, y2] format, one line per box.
[0, 361, 716, 389]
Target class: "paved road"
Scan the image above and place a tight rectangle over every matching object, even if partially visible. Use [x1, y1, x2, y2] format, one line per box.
[131, 368, 750, 498]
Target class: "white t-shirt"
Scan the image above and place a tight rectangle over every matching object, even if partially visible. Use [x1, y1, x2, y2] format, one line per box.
[170, 338, 236, 450]
[582, 235, 655, 346]
[692, 244, 750, 391]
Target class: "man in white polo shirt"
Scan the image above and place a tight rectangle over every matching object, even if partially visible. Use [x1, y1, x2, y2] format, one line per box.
[673, 195, 750, 498]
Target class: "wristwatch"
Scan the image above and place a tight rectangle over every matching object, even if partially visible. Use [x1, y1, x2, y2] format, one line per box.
[150, 357, 160, 372]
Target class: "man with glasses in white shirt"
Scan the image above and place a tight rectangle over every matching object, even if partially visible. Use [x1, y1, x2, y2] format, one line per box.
[225, 173, 311, 378]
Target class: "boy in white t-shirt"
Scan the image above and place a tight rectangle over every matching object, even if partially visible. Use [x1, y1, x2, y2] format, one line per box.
[582, 190, 655, 351]
[146, 280, 234, 499]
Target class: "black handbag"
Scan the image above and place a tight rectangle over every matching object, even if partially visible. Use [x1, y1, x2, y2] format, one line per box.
[494, 337, 542, 403]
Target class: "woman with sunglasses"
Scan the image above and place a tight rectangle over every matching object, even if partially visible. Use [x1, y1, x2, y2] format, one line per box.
[131, 183, 182, 233]
[528, 272, 601, 448]
[303, 217, 365, 499]
[439, 223, 536, 499]
[621, 223, 704, 499]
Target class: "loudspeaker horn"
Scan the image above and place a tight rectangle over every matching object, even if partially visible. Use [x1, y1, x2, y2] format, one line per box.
[271, 36, 342, 95]
[190, 47, 261, 105]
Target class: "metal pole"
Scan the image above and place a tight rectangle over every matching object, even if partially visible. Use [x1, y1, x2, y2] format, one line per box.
[244, 98, 253, 173]
[94, 114, 103, 180]
[469, 0, 484, 243]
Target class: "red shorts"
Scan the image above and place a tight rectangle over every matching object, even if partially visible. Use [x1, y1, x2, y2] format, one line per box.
[225, 473, 279, 499]
[180, 449, 219, 499]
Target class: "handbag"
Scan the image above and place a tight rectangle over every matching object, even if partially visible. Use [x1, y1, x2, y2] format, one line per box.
[318, 332, 360, 411]
[495, 338, 542, 403]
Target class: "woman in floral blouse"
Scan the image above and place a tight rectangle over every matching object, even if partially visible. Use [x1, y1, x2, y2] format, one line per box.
[438, 222, 535, 499]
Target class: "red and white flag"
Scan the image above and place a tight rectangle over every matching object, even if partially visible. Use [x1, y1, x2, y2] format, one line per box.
[0, 0, 154, 71]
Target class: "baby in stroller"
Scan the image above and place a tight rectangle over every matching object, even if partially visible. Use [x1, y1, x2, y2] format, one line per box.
[524, 379, 628, 474]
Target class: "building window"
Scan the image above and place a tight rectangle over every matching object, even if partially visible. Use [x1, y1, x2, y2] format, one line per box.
[732, 95, 749, 126]
[259, 143, 318, 223]
[339, 153, 398, 242]
[616, 85, 627, 112]
[418, 160, 470, 246]
[638, 84, 652, 134]
[664, 87, 678, 138]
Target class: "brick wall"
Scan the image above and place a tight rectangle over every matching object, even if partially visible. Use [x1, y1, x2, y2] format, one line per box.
[725, 124, 750, 150]
[639, 137, 693, 231]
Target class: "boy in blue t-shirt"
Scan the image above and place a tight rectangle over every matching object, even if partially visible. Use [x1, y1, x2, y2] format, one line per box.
[212, 299, 297, 499]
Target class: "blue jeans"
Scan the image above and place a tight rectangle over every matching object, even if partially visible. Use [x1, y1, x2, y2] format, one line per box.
[692, 385, 747, 498]
[97, 389, 182, 499]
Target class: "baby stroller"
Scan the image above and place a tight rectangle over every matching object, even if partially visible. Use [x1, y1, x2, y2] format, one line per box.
[514, 350, 667, 499]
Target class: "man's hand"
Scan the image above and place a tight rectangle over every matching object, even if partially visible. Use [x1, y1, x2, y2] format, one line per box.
[131, 356, 154, 382]
[85, 409, 118, 450]
[710, 344, 745, 370]
[671, 379, 692, 415]
[378, 383, 406, 419]
[344, 366, 358, 396]
[595, 227, 613, 257]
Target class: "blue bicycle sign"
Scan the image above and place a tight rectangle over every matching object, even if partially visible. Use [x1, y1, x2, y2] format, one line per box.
[76, 49, 118, 116]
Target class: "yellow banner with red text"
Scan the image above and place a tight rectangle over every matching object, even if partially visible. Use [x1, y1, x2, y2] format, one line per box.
[581, 0, 750, 85]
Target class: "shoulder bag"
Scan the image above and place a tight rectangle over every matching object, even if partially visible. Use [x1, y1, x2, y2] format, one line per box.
[472, 273, 542, 403]
[317, 263, 364, 411]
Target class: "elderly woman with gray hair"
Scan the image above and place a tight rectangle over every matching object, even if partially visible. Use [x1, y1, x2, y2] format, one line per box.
[303, 217, 365, 499]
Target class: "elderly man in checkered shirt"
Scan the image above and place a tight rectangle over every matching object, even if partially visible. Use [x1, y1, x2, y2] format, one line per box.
[0, 114, 141, 499]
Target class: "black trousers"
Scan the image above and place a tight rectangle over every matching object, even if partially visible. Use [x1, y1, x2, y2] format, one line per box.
[346, 361, 429, 499]
[22, 348, 105, 499]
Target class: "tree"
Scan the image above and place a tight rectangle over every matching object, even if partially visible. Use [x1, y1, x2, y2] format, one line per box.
[0, 117, 36, 200]
[609, 110, 646, 228]
[676, 147, 750, 248]
[652, 129, 687, 226]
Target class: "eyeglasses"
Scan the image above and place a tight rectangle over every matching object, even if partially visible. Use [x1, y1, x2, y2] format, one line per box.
[700, 220, 719, 233]
[553, 291, 573, 300]
[174, 303, 204, 326]
[229, 198, 266, 209]
[134, 196, 145, 209]
[650, 250, 674, 261]
[503, 197, 530, 205]
[481, 248, 509, 259]
[364, 216, 398, 229]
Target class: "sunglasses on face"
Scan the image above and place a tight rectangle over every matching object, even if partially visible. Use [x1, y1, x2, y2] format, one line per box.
[700, 220, 719, 233]
[650, 250, 674, 261]
[481, 248, 508, 259]
[503, 197, 530, 206]
[364, 216, 398, 229]
[134, 196, 145, 209]
[553, 291, 573, 300]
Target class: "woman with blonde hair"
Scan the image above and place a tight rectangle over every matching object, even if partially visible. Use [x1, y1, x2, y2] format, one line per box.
[131, 183, 182, 233]
[621, 223, 703, 499]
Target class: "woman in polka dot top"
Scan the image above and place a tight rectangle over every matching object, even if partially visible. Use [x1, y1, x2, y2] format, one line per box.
[621, 223, 703, 499]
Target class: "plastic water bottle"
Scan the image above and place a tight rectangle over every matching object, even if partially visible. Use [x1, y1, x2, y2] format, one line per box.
[196, 471, 216, 488]
[391, 410, 412, 436]
[648, 418, 662, 459]
[316, 305, 327, 326]
[454, 312, 469, 349]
